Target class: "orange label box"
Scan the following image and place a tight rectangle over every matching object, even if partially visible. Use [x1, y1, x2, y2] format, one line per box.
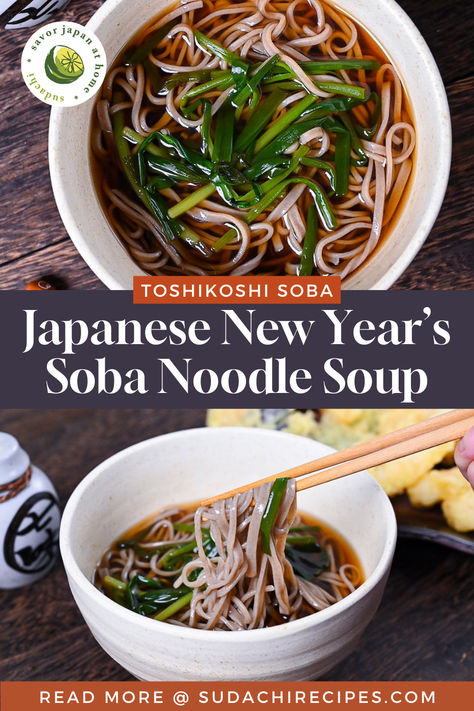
[1, 682, 473, 711]
[133, 276, 341, 304]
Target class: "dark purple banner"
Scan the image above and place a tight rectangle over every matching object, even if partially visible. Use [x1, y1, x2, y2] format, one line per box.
[0, 290, 470, 408]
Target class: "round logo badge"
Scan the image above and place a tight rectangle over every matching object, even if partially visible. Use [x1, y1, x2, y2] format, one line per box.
[4, 492, 60, 574]
[21, 21, 106, 107]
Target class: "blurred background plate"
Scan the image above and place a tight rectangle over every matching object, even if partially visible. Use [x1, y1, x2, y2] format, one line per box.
[393, 495, 474, 554]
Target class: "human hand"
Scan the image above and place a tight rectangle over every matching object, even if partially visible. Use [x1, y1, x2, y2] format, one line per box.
[454, 426, 474, 490]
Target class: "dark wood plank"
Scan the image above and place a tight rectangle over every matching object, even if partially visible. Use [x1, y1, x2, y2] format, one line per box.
[0, 410, 472, 681]
[0, 239, 103, 290]
[0, 0, 472, 290]
[397, 0, 474, 86]
[0, 0, 103, 265]
[394, 77, 474, 290]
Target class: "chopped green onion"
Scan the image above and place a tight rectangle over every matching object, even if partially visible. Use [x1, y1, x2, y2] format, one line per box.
[160, 541, 197, 570]
[154, 591, 194, 621]
[181, 74, 234, 105]
[173, 523, 195, 532]
[211, 104, 235, 163]
[301, 157, 337, 193]
[260, 478, 289, 555]
[200, 99, 213, 157]
[292, 177, 337, 230]
[162, 69, 215, 90]
[299, 203, 318, 276]
[146, 155, 207, 185]
[234, 88, 285, 153]
[125, 20, 177, 66]
[122, 127, 167, 158]
[340, 111, 368, 164]
[103, 576, 126, 591]
[314, 80, 368, 100]
[231, 54, 281, 109]
[255, 93, 317, 152]
[334, 130, 351, 196]
[299, 94, 368, 122]
[252, 118, 316, 164]
[149, 131, 213, 175]
[143, 58, 163, 93]
[214, 146, 308, 251]
[194, 30, 248, 70]
[244, 155, 292, 181]
[356, 91, 381, 139]
[238, 145, 307, 209]
[112, 99, 176, 242]
[168, 183, 216, 218]
[286, 535, 319, 547]
[285, 538, 329, 581]
[103, 576, 128, 606]
[300, 59, 380, 73]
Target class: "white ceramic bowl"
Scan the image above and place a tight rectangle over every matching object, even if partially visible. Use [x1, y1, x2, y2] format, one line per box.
[60, 427, 396, 681]
[49, 0, 451, 290]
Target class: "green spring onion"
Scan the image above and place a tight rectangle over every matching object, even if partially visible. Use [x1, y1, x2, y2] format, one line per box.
[231, 54, 281, 109]
[122, 127, 167, 158]
[244, 155, 292, 181]
[300, 58, 380, 73]
[299, 94, 368, 122]
[252, 118, 317, 165]
[125, 20, 177, 66]
[194, 30, 248, 70]
[181, 74, 234, 106]
[299, 203, 318, 276]
[154, 591, 194, 621]
[173, 523, 196, 533]
[314, 80, 368, 100]
[234, 88, 285, 153]
[285, 538, 329, 581]
[200, 99, 213, 157]
[340, 111, 368, 164]
[334, 130, 351, 196]
[145, 155, 206, 185]
[143, 58, 163, 93]
[356, 91, 381, 139]
[103, 575, 126, 591]
[160, 541, 197, 570]
[168, 183, 216, 218]
[260, 478, 289, 555]
[162, 68, 223, 90]
[211, 104, 235, 163]
[254, 93, 317, 152]
[286, 535, 319, 547]
[300, 157, 337, 193]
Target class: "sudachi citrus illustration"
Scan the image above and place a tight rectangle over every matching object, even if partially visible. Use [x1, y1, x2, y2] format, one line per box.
[44, 46, 84, 84]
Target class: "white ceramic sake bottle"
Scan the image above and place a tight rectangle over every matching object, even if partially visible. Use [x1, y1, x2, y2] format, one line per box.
[0, 432, 61, 589]
[1, 0, 72, 30]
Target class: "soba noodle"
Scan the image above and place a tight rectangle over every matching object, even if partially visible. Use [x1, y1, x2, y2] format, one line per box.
[95, 479, 362, 630]
[92, 0, 415, 279]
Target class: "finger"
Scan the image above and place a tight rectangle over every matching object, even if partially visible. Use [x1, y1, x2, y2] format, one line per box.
[465, 460, 474, 489]
[454, 425, 474, 485]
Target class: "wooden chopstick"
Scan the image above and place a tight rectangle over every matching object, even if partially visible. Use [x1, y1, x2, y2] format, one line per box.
[202, 409, 474, 506]
[296, 414, 474, 491]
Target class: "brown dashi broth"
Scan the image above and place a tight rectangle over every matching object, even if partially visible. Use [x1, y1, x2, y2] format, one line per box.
[95, 480, 363, 631]
[91, 0, 415, 279]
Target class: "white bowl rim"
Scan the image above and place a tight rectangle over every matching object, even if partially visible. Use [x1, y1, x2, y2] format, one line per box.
[48, 0, 452, 291]
[60, 426, 397, 643]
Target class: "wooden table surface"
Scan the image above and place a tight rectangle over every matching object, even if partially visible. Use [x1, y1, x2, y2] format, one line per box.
[0, 409, 473, 682]
[0, 0, 473, 290]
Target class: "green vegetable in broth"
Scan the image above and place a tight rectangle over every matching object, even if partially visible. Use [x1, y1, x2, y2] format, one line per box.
[92, 0, 415, 278]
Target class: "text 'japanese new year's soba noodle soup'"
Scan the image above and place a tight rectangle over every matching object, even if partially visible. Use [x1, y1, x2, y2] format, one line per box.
[95, 479, 362, 630]
[91, 0, 415, 279]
